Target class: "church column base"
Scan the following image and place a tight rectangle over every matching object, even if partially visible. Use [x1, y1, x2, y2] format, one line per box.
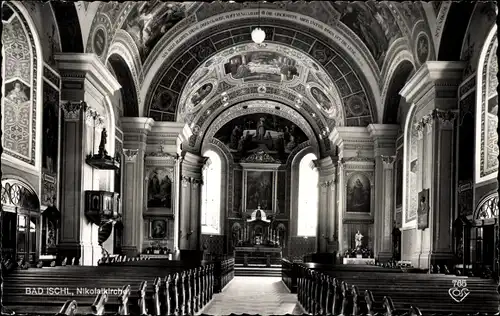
[377, 251, 393, 262]
[122, 245, 140, 257]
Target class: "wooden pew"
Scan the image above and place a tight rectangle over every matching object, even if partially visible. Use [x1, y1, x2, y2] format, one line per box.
[90, 292, 108, 315]
[365, 289, 384, 316]
[137, 280, 148, 315]
[117, 285, 131, 315]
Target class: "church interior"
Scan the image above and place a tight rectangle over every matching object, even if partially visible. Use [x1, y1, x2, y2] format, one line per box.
[1, 1, 499, 315]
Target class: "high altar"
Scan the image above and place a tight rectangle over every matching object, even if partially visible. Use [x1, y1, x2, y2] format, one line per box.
[234, 207, 282, 266]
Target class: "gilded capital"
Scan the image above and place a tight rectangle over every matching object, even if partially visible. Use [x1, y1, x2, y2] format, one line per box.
[123, 149, 139, 162]
[61, 101, 85, 121]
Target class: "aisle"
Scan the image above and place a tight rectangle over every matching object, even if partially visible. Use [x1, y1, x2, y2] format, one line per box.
[200, 277, 304, 315]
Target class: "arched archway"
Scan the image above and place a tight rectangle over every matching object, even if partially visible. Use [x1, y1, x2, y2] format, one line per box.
[201, 149, 222, 235]
[437, 1, 475, 61]
[383, 60, 415, 124]
[108, 53, 139, 117]
[297, 153, 319, 237]
[1, 178, 42, 264]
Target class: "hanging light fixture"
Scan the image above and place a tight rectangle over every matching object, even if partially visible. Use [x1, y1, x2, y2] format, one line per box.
[252, 2, 265, 44]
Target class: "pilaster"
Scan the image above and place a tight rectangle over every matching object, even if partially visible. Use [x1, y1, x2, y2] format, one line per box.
[179, 151, 206, 250]
[330, 127, 375, 257]
[315, 156, 338, 253]
[121, 117, 155, 256]
[56, 53, 120, 266]
[368, 124, 399, 261]
[400, 61, 464, 268]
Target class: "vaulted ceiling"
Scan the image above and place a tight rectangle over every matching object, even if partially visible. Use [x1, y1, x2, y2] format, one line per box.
[79, 1, 438, 140]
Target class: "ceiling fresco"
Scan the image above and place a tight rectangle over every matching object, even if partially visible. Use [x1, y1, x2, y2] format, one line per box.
[82, 0, 433, 139]
[213, 113, 308, 163]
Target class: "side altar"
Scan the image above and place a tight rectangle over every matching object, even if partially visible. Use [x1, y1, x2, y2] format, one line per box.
[234, 207, 283, 267]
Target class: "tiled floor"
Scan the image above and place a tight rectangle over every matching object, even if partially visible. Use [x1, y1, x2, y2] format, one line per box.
[200, 277, 304, 315]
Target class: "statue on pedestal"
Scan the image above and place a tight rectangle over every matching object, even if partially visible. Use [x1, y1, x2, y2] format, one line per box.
[98, 128, 108, 157]
[355, 230, 363, 249]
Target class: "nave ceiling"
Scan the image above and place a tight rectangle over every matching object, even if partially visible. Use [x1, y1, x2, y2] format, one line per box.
[71, 0, 449, 156]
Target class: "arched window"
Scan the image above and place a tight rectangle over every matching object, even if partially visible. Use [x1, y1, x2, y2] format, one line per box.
[297, 153, 318, 236]
[475, 26, 498, 182]
[201, 150, 221, 234]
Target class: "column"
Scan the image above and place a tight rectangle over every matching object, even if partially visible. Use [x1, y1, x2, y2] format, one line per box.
[316, 157, 337, 253]
[121, 118, 155, 256]
[178, 151, 205, 250]
[399, 61, 463, 269]
[379, 155, 396, 260]
[59, 101, 87, 261]
[368, 124, 399, 261]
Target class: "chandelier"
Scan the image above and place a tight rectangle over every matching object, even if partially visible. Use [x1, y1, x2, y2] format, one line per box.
[252, 2, 265, 44]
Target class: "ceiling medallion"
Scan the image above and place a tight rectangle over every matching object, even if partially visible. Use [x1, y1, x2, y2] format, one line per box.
[257, 85, 267, 94]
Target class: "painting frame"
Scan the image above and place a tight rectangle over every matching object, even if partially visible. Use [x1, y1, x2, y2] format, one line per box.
[417, 189, 430, 230]
[150, 218, 168, 239]
[345, 173, 371, 213]
[243, 170, 275, 212]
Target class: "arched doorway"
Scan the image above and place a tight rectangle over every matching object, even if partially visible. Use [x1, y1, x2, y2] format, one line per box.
[1, 179, 41, 263]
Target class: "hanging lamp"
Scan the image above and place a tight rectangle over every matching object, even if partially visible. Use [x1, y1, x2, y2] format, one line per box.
[251, 2, 265, 44]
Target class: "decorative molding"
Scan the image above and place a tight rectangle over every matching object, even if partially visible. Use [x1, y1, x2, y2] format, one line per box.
[61, 101, 85, 121]
[320, 180, 335, 188]
[123, 149, 139, 162]
[240, 151, 281, 164]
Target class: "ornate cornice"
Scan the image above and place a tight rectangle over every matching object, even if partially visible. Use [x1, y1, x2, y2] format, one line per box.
[240, 151, 281, 164]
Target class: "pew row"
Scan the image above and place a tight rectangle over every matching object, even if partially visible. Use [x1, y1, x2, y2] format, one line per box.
[3, 258, 235, 314]
[283, 260, 499, 314]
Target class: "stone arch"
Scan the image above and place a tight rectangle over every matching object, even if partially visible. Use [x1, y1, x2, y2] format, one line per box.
[1, 178, 41, 210]
[437, 1, 475, 61]
[107, 53, 139, 117]
[402, 103, 419, 227]
[2, 1, 44, 169]
[382, 60, 415, 124]
[50, 1, 84, 53]
[475, 25, 498, 183]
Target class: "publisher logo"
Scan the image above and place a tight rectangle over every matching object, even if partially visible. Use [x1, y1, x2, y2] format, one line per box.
[448, 280, 469, 303]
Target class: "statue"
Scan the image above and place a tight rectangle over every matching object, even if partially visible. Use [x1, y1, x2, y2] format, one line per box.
[98, 128, 108, 157]
[355, 230, 363, 248]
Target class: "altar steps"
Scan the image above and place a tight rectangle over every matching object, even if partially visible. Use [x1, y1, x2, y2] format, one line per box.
[235, 264, 282, 277]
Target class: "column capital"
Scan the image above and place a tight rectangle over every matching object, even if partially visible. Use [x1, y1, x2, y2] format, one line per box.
[61, 100, 85, 121]
[380, 155, 396, 169]
[123, 149, 139, 162]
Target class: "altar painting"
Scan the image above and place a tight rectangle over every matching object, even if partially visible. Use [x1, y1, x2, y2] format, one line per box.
[246, 171, 273, 211]
[147, 168, 172, 208]
[214, 113, 307, 162]
[346, 173, 371, 213]
[224, 51, 299, 82]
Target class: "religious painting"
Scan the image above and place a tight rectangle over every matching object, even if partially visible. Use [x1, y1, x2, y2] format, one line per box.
[92, 28, 107, 57]
[3, 80, 32, 159]
[214, 114, 308, 162]
[346, 173, 371, 213]
[224, 51, 299, 82]
[188, 83, 213, 109]
[122, 1, 186, 62]
[310, 87, 333, 112]
[147, 168, 173, 209]
[42, 82, 59, 175]
[415, 33, 430, 65]
[331, 2, 402, 67]
[150, 219, 167, 239]
[246, 171, 273, 211]
[417, 189, 430, 230]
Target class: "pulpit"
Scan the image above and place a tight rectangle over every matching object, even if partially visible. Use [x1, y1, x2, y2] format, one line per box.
[234, 207, 283, 267]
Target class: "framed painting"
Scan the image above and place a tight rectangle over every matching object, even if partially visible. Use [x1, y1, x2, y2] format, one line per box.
[245, 171, 273, 211]
[150, 219, 167, 239]
[346, 173, 371, 213]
